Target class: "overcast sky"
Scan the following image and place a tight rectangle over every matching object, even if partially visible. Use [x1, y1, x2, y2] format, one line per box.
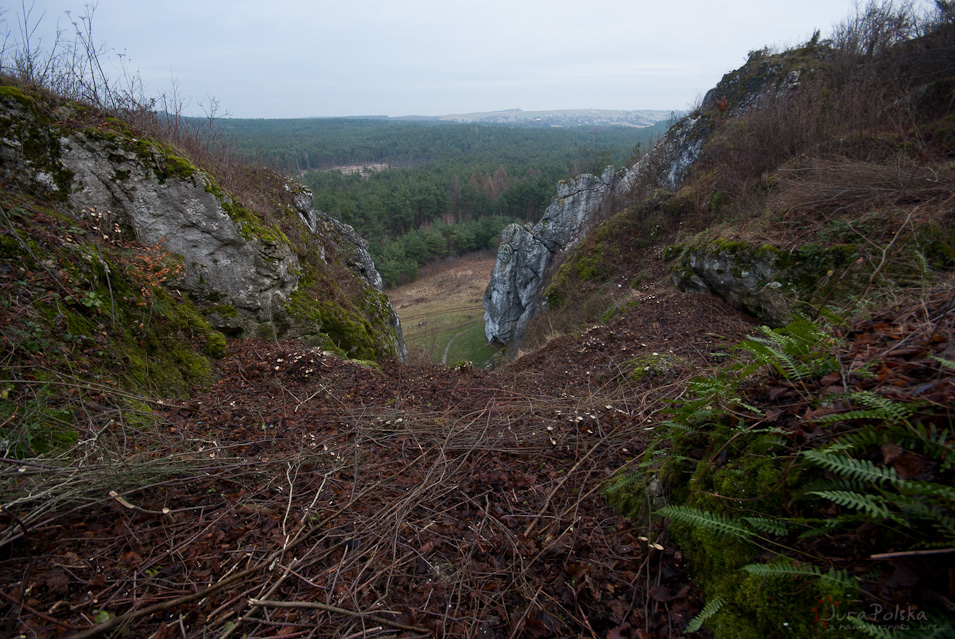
[6, 1, 886, 118]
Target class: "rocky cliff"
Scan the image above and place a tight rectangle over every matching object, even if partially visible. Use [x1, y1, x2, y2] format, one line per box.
[0, 82, 407, 363]
[483, 48, 811, 348]
[483, 166, 631, 345]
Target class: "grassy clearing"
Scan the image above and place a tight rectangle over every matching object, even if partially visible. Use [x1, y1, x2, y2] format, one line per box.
[389, 253, 500, 366]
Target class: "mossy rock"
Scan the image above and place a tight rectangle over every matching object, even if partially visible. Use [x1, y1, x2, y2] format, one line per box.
[624, 352, 686, 382]
[0, 82, 75, 199]
[661, 244, 683, 262]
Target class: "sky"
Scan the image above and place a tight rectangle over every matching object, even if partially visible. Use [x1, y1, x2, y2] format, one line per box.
[4, 0, 884, 119]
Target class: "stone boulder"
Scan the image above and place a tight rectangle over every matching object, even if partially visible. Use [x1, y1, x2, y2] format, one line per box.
[671, 241, 795, 326]
[0, 85, 407, 362]
[62, 136, 300, 328]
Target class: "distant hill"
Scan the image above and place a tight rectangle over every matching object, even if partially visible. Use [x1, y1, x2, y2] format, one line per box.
[401, 108, 676, 128]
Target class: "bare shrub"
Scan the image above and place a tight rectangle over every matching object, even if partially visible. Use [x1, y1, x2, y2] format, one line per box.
[0, 3, 282, 225]
[831, 0, 921, 58]
[773, 158, 955, 216]
[699, 0, 955, 215]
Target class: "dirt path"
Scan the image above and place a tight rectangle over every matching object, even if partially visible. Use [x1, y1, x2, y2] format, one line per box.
[440, 327, 468, 363]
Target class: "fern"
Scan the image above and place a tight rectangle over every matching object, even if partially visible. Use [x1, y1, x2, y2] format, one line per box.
[741, 560, 856, 589]
[932, 355, 955, 371]
[810, 490, 894, 520]
[803, 449, 900, 485]
[685, 596, 725, 633]
[833, 426, 891, 452]
[742, 516, 790, 536]
[662, 419, 700, 435]
[795, 477, 868, 498]
[901, 480, 955, 503]
[737, 320, 839, 380]
[793, 517, 845, 540]
[604, 471, 642, 496]
[656, 506, 755, 541]
[813, 391, 917, 428]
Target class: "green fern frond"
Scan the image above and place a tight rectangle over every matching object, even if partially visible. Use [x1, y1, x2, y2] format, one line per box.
[795, 477, 867, 498]
[664, 420, 700, 435]
[834, 427, 888, 452]
[741, 561, 856, 588]
[900, 480, 955, 504]
[892, 495, 955, 535]
[803, 449, 900, 485]
[812, 392, 916, 428]
[810, 490, 892, 519]
[753, 433, 788, 450]
[742, 516, 790, 536]
[604, 471, 642, 496]
[738, 320, 839, 380]
[852, 391, 917, 423]
[813, 408, 896, 425]
[790, 517, 844, 540]
[911, 424, 952, 470]
[656, 506, 755, 541]
[932, 356, 955, 371]
[685, 596, 726, 633]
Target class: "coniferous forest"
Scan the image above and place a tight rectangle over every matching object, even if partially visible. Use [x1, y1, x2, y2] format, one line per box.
[215, 117, 670, 286]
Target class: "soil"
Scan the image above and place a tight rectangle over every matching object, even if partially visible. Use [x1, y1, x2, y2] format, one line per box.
[0, 276, 758, 638]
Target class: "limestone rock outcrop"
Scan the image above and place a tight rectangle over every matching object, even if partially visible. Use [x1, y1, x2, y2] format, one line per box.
[671, 241, 794, 327]
[484, 48, 811, 348]
[63, 138, 301, 327]
[484, 167, 625, 345]
[0, 86, 406, 362]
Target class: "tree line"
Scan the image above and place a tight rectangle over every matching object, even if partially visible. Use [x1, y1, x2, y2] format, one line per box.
[217, 117, 668, 286]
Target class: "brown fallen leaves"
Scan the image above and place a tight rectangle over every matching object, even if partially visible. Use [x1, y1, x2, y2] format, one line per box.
[0, 289, 763, 638]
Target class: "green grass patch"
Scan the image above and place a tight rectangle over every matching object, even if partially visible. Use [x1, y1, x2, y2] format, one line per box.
[444, 322, 499, 368]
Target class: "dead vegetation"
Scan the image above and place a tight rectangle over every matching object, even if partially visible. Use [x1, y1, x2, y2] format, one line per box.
[0, 294, 755, 638]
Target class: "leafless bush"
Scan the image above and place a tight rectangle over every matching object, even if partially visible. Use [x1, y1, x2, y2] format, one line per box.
[0, 2, 273, 221]
[831, 0, 921, 57]
[773, 158, 955, 216]
[698, 0, 954, 213]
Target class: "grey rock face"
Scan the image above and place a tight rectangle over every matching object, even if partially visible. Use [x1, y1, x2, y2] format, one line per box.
[637, 53, 806, 190]
[286, 184, 383, 292]
[672, 243, 793, 326]
[483, 223, 550, 346]
[483, 50, 812, 349]
[62, 136, 299, 331]
[289, 189, 406, 361]
[484, 167, 621, 345]
[0, 91, 406, 361]
[321, 213, 385, 292]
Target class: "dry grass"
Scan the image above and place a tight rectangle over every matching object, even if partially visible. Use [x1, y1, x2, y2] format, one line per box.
[389, 254, 499, 364]
[772, 158, 955, 216]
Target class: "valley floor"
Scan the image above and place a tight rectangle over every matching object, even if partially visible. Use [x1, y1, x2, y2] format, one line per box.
[0, 285, 760, 638]
[389, 253, 500, 367]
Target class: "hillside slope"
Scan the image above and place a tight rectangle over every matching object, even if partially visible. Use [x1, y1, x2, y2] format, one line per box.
[512, 4, 955, 637]
[0, 3, 953, 639]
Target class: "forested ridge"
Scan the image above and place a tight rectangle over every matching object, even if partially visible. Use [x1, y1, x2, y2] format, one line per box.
[214, 117, 669, 173]
[216, 117, 669, 286]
